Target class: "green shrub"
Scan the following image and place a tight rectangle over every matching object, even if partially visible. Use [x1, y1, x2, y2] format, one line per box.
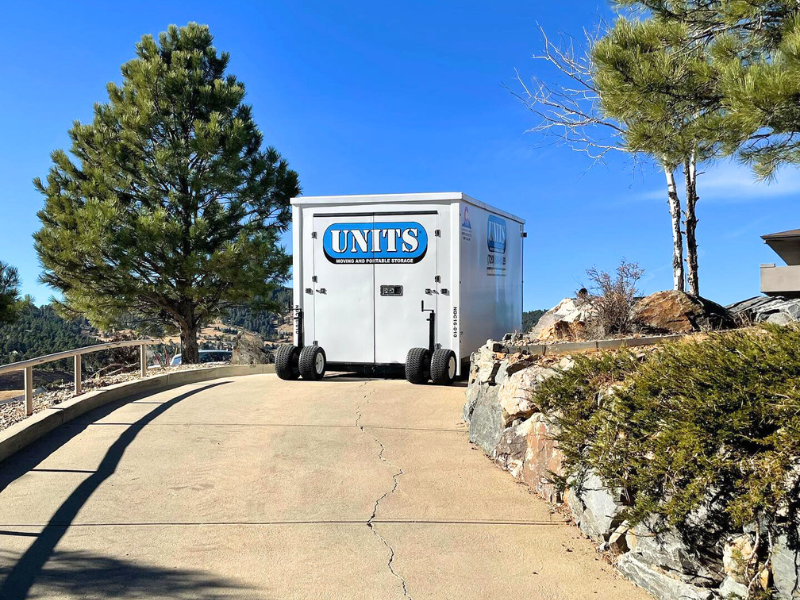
[536, 325, 800, 536]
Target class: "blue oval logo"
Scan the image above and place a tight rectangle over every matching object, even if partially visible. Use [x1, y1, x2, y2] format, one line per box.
[323, 222, 429, 264]
[487, 215, 506, 254]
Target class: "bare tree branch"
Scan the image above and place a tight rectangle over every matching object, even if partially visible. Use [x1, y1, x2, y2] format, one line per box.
[509, 24, 634, 166]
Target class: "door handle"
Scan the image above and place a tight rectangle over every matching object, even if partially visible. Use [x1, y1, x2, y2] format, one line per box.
[316, 288, 327, 294]
[425, 288, 439, 295]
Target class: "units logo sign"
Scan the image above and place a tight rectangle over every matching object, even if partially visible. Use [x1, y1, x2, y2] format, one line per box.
[487, 215, 507, 254]
[322, 222, 428, 264]
[486, 215, 507, 277]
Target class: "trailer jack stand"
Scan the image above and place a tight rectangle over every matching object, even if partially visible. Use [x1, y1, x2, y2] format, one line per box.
[421, 301, 436, 354]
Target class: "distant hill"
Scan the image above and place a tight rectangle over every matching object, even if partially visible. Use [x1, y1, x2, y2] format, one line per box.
[222, 287, 292, 341]
[522, 309, 547, 334]
[0, 304, 97, 367]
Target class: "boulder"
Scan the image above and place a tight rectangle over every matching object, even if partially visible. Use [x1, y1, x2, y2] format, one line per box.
[566, 471, 625, 540]
[719, 576, 748, 599]
[616, 554, 718, 600]
[530, 297, 596, 341]
[629, 523, 722, 587]
[631, 291, 736, 334]
[496, 364, 555, 427]
[772, 529, 800, 599]
[520, 412, 563, 503]
[722, 534, 755, 586]
[467, 383, 504, 453]
[494, 419, 536, 479]
[231, 331, 273, 365]
[727, 295, 800, 326]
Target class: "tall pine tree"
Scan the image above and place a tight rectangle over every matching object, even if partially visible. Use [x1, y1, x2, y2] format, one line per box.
[0, 261, 21, 324]
[34, 23, 300, 363]
[614, 0, 800, 178]
[593, 18, 723, 296]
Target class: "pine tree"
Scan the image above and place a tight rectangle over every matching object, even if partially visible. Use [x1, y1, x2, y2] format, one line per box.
[33, 23, 300, 363]
[0, 261, 21, 324]
[615, 0, 800, 178]
[593, 18, 723, 296]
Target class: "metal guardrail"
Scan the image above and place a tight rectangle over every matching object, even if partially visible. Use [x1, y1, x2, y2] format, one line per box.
[0, 340, 158, 416]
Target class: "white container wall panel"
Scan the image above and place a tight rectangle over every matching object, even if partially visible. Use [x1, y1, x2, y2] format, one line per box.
[457, 201, 524, 358]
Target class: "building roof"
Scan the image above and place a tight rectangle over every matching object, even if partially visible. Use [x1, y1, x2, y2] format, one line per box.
[763, 228, 800, 266]
[762, 229, 800, 241]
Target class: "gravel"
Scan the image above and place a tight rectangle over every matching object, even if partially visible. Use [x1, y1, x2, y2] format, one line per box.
[0, 363, 229, 433]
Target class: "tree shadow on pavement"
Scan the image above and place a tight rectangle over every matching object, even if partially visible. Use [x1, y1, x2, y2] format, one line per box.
[0, 548, 255, 599]
[0, 382, 231, 599]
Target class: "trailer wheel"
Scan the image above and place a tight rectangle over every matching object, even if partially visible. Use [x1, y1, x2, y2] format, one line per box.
[275, 344, 301, 380]
[405, 348, 431, 384]
[430, 349, 457, 386]
[299, 345, 326, 380]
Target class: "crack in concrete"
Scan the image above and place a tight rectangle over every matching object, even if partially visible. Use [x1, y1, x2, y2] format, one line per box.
[356, 389, 412, 599]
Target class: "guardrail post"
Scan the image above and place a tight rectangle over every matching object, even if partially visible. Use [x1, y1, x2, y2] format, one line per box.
[24, 366, 33, 416]
[74, 354, 82, 395]
[140, 344, 147, 378]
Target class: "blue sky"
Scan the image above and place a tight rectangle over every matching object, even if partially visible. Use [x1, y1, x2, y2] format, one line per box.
[0, 0, 795, 311]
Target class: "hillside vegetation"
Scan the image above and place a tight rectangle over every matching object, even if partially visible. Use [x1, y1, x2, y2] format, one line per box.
[0, 304, 96, 366]
[222, 287, 292, 340]
[522, 309, 546, 333]
[536, 325, 800, 551]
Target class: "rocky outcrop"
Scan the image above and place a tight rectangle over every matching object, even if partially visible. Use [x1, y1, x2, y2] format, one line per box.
[772, 528, 800, 599]
[616, 554, 717, 600]
[231, 331, 273, 365]
[463, 337, 797, 600]
[567, 472, 626, 540]
[631, 291, 736, 334]
[728, 295, 800, 326]
[530, 297, 596, 341]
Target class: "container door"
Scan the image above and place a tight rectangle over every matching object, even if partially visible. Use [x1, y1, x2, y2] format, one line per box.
[373, 213, 439, 364]
[312, 215, 375, 364]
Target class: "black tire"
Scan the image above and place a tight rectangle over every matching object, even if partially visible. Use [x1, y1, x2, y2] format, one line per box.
[430, 349, 457, 386]
[275, 344, 300, 380]
[405, 347, 431, 384]
[299, 345, 326, 380]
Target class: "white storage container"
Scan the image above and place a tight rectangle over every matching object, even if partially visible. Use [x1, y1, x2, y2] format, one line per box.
[277, 192, 525, 385]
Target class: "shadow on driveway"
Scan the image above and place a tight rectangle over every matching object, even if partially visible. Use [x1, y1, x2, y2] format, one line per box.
[0, 548, 254, 599]
[0, 382, 234, 599]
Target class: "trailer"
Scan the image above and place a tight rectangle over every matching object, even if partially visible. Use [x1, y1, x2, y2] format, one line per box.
[275, 192, 525, 385]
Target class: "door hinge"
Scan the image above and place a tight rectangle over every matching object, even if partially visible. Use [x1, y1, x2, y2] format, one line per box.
[312, 275, 318, 282]
[435, 275, 441, 283]
[311, 231, 317, 239]
[522, 231, 528, 238]
[434, 229, 441, 237]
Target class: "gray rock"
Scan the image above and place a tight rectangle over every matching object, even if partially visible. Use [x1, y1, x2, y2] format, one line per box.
[718, 577, 748, 599]
[727, 295, 800, 325]
[567, 472, 624, 540]
[772, 530, 800, 599]
[608, 521, 631, 554]
[493, 419, 535, 479]
[616, 554, 718, 600]
[231, 332, 272, 365]
[630, 521, 722, 587]
[468, 383, 504, 454]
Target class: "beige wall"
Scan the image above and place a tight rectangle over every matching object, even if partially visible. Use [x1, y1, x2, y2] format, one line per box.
[761, 264, 800, 296]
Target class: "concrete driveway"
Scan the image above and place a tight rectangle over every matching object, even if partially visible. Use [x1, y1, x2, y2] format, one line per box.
[0, 374, 647, 599]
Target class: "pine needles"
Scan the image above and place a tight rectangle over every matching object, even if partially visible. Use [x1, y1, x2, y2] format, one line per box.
[536, 325, 800, 536]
